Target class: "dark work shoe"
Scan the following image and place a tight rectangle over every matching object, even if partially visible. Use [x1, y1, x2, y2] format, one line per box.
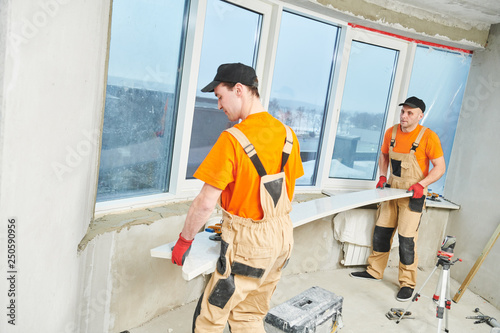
[396, 287, 414, 302]
[349, 271, 380, 281]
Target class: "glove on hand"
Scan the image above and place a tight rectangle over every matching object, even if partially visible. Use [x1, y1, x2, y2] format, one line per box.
[171, 233, 193, 266]
[408, 183, 424, 198]
[376, 176, 387, 189]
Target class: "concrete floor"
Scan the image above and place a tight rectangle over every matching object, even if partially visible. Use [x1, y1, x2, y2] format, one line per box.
[129, 266, 500, 333]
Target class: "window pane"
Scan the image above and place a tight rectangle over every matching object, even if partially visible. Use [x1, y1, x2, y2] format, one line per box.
[407, 46, 472, 194]
[97, 0, 188, 201]
[269, 12, 339, 185]
[186, 0, 262, 178]
[330, 41, 398, 180]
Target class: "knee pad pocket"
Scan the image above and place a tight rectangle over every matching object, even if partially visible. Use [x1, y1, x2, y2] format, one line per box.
[398, 234, 415, 265]
[208, 274, 235, 309]
[373, 226, 395, 252]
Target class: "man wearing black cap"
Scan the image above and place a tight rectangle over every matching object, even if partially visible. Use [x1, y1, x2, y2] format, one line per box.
[350, 96, 446, 302]
[171, 63, 304, 331]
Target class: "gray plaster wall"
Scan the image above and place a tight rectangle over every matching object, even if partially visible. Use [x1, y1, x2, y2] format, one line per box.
[0, 1, 496, 332]
[0, 0, 7, 126]
[79, 214, 207, 333]
[84, 205, 449, 332]
[0, 1, 111, 332]
[444, 23, 500, 309]
[286, 207, 449, 274]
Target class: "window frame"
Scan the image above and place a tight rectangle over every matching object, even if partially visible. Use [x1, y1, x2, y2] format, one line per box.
[263, 5, 349, 194]
[266, 9, 342, 187]
[96, 0, 276, 214]
[319, 26, 411, 191]
[95, 0, 192, 213]
[174, 0, 275, 197]
[95, 0, 471, 215]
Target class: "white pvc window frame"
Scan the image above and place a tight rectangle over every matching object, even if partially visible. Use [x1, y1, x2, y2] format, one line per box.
[95, 0, 468, 215]
[96, 0, 276, 214]
[319, 26, 411, 192]
[173, 0, 274, 196]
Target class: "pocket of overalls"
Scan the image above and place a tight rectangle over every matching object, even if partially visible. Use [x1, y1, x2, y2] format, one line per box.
[231, 243, 273, 279]
[401, 161, 411, 170]
[391, 159, 402, 177]
[409, 196, 425, 213]
[216, 239, 230, 275]
[278, 243, 293, 271]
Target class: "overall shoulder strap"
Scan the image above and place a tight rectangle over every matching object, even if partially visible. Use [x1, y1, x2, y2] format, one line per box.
[281, 125, 293, 172]
[390, 125, 398, 151]
[225, 127, 267, 177]
[410, 126, 428, 153]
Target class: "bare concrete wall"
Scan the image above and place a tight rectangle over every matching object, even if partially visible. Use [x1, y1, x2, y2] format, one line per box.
[0, 0, 7, 127]
[0, 1, 111, 332]
[415, 208, 451, 268]
[79, 213, 207, 333]
[0, 1, 491, 331]
[287, 216, 343, 274]
[444, 23, 500, 309]
[92, 205, 450, 331]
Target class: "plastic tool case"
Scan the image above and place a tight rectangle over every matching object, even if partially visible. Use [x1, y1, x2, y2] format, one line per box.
[264, 286, 343, 332]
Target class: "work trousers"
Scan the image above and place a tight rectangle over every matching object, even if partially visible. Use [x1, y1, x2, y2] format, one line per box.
[193, 213, 293, 332]
[366, 124, 428, 288]
[366, 197, 422, 288]
[193, 127, 295, 332]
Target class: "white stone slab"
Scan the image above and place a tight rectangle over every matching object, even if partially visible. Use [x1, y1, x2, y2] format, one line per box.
[425, 198, 460, 210]
[322, 189, 460, 210]
[151, 231, 220, 281]
[293, 188, 412, 228]
[151, 188, 413, 281]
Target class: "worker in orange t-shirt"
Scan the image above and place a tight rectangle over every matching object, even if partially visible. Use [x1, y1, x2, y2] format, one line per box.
[350, 96, 446, 302]
[171, 63, 304, 332]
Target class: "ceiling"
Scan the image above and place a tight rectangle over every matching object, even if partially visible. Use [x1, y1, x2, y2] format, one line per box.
[296, 0, 499, 47]
[369, 0, 500, 28]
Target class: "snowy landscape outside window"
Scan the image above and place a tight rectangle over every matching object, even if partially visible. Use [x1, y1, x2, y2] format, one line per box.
[269, 11, 340, 185]
[97, 0, 188, 201]
[406, 45, 472, 194]
[330, 41, 398, 180]
[186, 0, 263, 179]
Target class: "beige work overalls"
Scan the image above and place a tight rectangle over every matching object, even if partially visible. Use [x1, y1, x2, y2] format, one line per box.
[366, 125, 428, 288]
[193, 125, 294, 333]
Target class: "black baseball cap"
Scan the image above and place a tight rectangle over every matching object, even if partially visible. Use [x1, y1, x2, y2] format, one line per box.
[399, 96, 426, 112]
[201, 63, 258, 93]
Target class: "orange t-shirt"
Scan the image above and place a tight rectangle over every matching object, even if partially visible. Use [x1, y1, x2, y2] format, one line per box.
[381, 124, 444, 177]
[194, 112, 304, 220]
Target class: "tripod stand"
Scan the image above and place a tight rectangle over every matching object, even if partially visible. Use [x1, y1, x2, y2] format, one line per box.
[396, 244, 461, 332]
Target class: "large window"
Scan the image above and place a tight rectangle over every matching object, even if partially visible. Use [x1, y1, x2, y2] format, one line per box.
[330, 41, 399, 180]
[97, 0, 188, 201]
[186, 0, 263, 178]
[269, 11, 339, 185]
[96, 1, 472, 208]
[406, 46, 472, 194]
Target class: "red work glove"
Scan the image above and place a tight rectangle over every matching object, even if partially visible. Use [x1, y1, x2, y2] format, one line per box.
[171, 233, 193, 266]
[408, 183, 424, 198]
[376, 176, 387, 189]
